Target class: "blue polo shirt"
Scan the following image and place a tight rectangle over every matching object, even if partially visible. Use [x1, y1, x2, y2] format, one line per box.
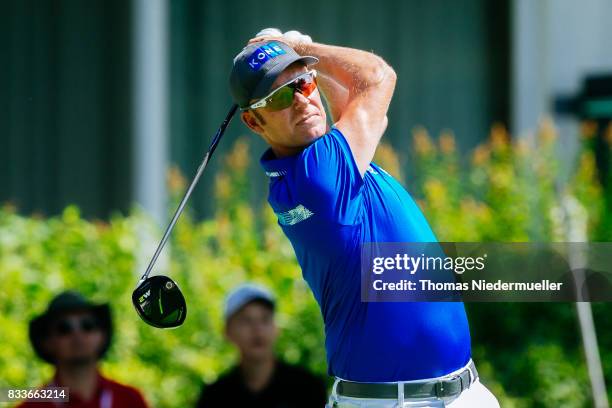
[260, 127, 471, 382]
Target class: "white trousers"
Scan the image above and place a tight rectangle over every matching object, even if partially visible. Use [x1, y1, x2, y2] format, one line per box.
[326, 360, 500, 408]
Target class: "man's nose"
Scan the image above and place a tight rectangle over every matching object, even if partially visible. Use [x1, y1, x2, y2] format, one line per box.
[293, 91, 310, 108]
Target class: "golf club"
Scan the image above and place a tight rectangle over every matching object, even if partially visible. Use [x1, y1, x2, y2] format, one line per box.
[132, 104, 239, 328]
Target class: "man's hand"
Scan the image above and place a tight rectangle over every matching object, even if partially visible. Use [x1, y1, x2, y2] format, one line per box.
[248, 28, 312, 47]
[282, 30, 312, 44]
[255, 28, 282, 37]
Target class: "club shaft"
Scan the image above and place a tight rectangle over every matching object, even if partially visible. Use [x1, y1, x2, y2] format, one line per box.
[140, 104, 238, 281]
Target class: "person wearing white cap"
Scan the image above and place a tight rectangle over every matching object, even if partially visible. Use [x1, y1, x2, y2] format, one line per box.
[195, 283, 327, 408]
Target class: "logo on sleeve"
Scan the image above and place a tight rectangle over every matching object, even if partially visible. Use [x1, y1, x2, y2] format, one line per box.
[247, 42, 286, 71]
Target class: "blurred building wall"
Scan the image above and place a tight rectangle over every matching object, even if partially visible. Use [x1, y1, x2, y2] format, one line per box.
[512, 0, 612, 175]
[1, 0, 510, 218]
[0, 0, 133, 218]
[169, 0, 511, 217]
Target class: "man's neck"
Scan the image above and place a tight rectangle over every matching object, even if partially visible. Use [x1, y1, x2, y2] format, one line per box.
[55, 364, 99, 401]
[270, 145, 302, 158]
[240, 356, 276, 393]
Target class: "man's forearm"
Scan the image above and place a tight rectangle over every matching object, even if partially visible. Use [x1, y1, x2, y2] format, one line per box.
[316, 71, 349, 124]
[292, 42, 393, 96]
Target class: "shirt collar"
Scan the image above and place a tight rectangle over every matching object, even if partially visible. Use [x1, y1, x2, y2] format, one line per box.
[259, 127, 335, 178]
[51, 369, 106, 403]
[260, 148, 296, 178]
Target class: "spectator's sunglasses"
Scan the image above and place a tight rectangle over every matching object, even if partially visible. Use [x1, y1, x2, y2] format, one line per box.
[54, 316, 98, 336]
[243, 70, 317, 112]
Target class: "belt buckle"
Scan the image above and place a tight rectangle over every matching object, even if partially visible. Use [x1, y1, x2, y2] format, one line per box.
[434, 375, 463, 398]
[434, 380, 447, 397]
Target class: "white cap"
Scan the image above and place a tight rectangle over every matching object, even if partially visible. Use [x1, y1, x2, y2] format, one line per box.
[224, 283, 275, 321]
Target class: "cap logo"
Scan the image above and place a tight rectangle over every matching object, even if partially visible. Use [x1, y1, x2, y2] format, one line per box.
[247, 42, 286, 71]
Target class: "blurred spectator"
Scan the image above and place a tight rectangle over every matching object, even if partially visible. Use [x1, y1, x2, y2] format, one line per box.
[18, 291, 148, 408]
[196, 283, 327, 407]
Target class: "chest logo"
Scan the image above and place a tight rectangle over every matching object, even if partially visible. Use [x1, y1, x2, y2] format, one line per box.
[276, 204, 314, 226]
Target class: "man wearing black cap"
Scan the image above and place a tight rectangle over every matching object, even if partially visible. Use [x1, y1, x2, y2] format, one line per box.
[230, 30, 499, 407]
[19, 291, 148, 408]
[195, 283, 327, 408]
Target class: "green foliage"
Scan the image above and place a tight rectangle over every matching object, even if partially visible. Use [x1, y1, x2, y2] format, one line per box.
[0, 139, 325, 408]
[2, 122, 612, 407]
[390, 118, 612, 407]
[403, 121, 610, 236]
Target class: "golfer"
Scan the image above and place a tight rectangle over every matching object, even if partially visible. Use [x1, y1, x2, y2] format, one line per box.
[229, 30, 499, 407]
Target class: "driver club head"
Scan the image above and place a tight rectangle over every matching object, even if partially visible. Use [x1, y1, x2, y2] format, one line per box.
[131, 105, 238, 328]
[132, 275, 187, 328]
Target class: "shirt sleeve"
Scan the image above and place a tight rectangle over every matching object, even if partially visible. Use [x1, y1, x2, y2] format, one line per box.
[130, 389, 149, 408]
[292, 127, 364, 224]
[195, 384, 221, 408]
[115, 385, 150, 408]
[308, 375, 329, 408]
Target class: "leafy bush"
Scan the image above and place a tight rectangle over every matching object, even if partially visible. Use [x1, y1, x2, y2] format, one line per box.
[399, 119, 612, 407]
[0, 139, 326, 408]
[1, 120, 611, 407]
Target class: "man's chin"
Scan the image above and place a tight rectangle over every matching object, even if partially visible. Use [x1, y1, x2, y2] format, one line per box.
[244, 350, 274, 363]
[64, 356, 98, 367]
[298, 122, 327, 143]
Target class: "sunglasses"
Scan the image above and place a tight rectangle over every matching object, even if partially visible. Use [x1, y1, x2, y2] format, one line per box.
[243, 70, 318, 112]
[53, 316, 99, 336]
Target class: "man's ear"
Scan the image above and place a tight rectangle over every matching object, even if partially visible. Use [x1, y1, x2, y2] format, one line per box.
[241, 111, 264, 135]
[42, 337, 54, 355]
[272, 321, 279, 341]
[224, 323, 235, 344]
[97, 331, 108, 353]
